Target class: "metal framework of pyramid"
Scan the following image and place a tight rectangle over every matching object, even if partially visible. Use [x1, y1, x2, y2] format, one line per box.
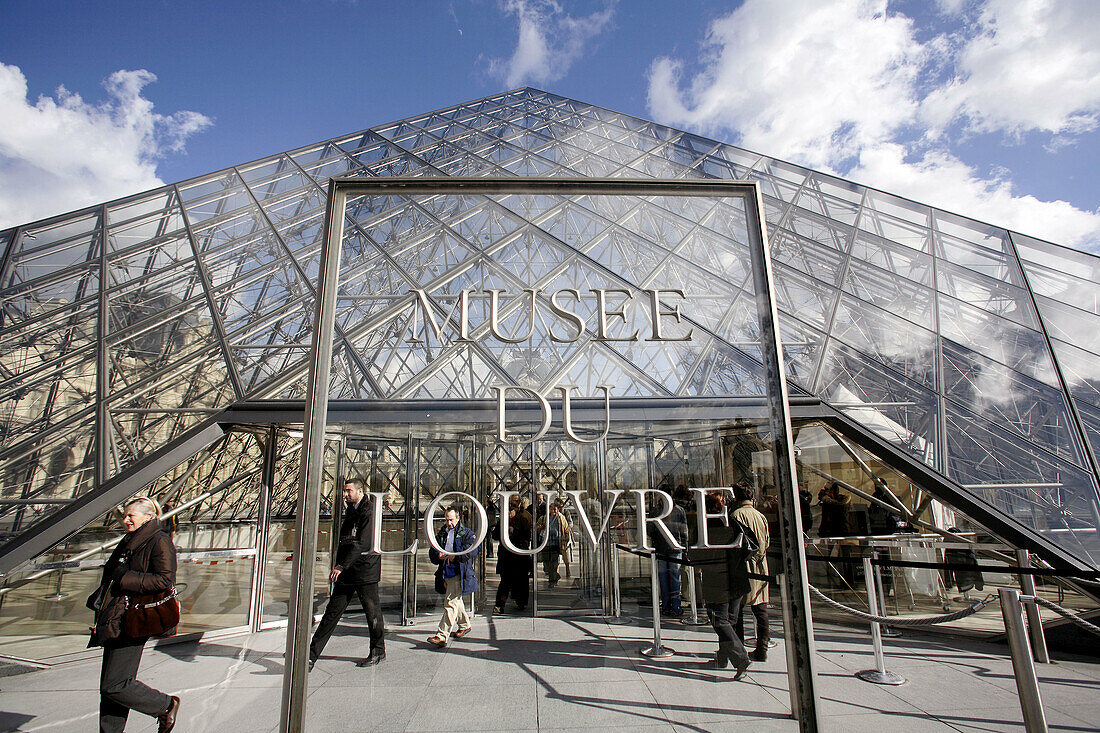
[2, 87, 1099, 568]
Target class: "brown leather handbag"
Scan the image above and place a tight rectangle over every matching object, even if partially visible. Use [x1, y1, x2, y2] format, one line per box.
[123, 587, 180, 638]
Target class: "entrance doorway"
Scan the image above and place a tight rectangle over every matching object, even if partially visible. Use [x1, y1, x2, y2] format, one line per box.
[333, 414, 766, 625]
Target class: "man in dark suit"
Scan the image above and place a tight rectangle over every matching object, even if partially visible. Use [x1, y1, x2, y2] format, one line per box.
[308, 478, 386, 669]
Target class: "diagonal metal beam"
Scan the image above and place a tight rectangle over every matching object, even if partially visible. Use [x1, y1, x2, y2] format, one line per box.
[0, 417, 226, 577]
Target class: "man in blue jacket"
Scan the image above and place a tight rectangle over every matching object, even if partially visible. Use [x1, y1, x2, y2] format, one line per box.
[427, 506, 479, 646]
[309, 478, 386, 669]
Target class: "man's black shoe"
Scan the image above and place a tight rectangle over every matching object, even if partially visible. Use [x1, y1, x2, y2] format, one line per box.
[751, 646, 768, 662]
[158, 695, 180, 733]
[357, 650, 386, 667]
[733, 661, 752, 681]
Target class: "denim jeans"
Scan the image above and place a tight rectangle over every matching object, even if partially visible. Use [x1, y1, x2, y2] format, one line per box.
[657, 552, 682, 614]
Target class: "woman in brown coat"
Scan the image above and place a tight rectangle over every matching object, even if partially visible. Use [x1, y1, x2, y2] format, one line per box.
[88, 497, 180, 732]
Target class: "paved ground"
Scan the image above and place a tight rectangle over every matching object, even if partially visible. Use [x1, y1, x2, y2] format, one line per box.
[1, 612, 1097, 732]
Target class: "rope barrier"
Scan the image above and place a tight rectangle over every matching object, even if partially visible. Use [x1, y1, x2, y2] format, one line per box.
[617, 543, 1099, 582]
[1030, 595, 1100, 637]
[808, 585, 998, 626]
[616, 542, 1005, 627]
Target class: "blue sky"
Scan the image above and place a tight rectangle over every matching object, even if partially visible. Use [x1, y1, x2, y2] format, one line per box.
[1, 0, 1098, 251]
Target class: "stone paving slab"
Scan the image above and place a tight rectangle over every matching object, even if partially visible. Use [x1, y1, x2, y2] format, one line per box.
[0, 615, 1097, 732]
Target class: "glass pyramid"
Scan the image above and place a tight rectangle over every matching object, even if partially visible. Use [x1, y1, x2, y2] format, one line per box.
[1, 87, 1098, 566]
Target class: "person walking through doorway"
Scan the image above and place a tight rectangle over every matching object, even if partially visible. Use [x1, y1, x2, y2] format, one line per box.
[427, 506, 480, 646]
[693, 489, 758, 679]
[730, 481, 771, 661]
[493, 495, 532, 612]
[308, 478, 386, 670]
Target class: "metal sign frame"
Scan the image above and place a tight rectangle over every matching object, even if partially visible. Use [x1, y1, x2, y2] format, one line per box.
[282, 177, 822, 731]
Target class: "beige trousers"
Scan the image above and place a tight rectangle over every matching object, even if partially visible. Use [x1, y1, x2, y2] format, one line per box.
[437, 575, 471, 638]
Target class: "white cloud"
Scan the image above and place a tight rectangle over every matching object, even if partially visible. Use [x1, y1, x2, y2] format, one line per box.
[489, 0, 614, 88]
[852, 144, 1100, 246]
[646, 0, 1100, 252]
[0, 64, 211, 229]
[649, 0, 925, 171]
[922, 0, 1100, 138]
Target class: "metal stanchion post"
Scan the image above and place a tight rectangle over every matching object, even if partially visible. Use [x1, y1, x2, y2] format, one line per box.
[874, 554, 900, 637]
[44, 565, 67, 601]
[856, 556, 905, 685]
[641, 550, 674, 658]
[683, 564, 708, 626]
[1016, 550, 1050, 664]
[605, 542, 631, 625]
[999, 588, 1048, 733]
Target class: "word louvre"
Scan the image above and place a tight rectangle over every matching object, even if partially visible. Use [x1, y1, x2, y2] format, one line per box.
[361, 487, 753, 557]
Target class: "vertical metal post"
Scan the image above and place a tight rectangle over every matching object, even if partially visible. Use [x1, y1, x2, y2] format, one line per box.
[641, 550, 674, 657]
[874, 554, 900, 637]
[611, 545, 623, 618]
[249, 427, 277, 631]
[45, 565, 66, 601]
[999, 588, 1049, 733]
[401, 433, 416, 625]
[856, 555, 904, 685]
[745, 183, 821, 730]
[778, 573, 803, 720]
[1016, 550, 1049, 664]
[684, 565, 706, 625]
[529, 443, 538, 619]
[279, 182, 346, 733]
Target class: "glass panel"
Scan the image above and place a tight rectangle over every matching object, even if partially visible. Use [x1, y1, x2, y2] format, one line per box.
[1022, 256, 1100, 317]
[783, 209, 853, 254]
[0, 345, 97, 445]
[1014, 231, 1100, 285]
[107, 233, 194, 289]
[843, 258, 935, 329]
[936, 259, 1038, 328]
[943, 340, 1083, 465]
[178, 171, 255, 225]
[829, 293, 938, 390]
[1051, 338, 1100, 408]
[262, 435, 337, 623]
[945, 400, 1100, 564]
[849, 231, 932, 285]
[0, 417, 96, 534]
[1034, 294, 1100, 357]
[935, 211, 1010, 253]
[818, 340, 939, 464]
[106, 201, 186, 250]
[935, 230, 1025, 287]
[938, 294, 1057, 386]
[857, 206, 930, 252]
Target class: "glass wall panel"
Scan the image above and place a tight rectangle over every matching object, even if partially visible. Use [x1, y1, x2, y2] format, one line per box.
[261, 436, 337, 624]
[0, 430, 264, 660]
